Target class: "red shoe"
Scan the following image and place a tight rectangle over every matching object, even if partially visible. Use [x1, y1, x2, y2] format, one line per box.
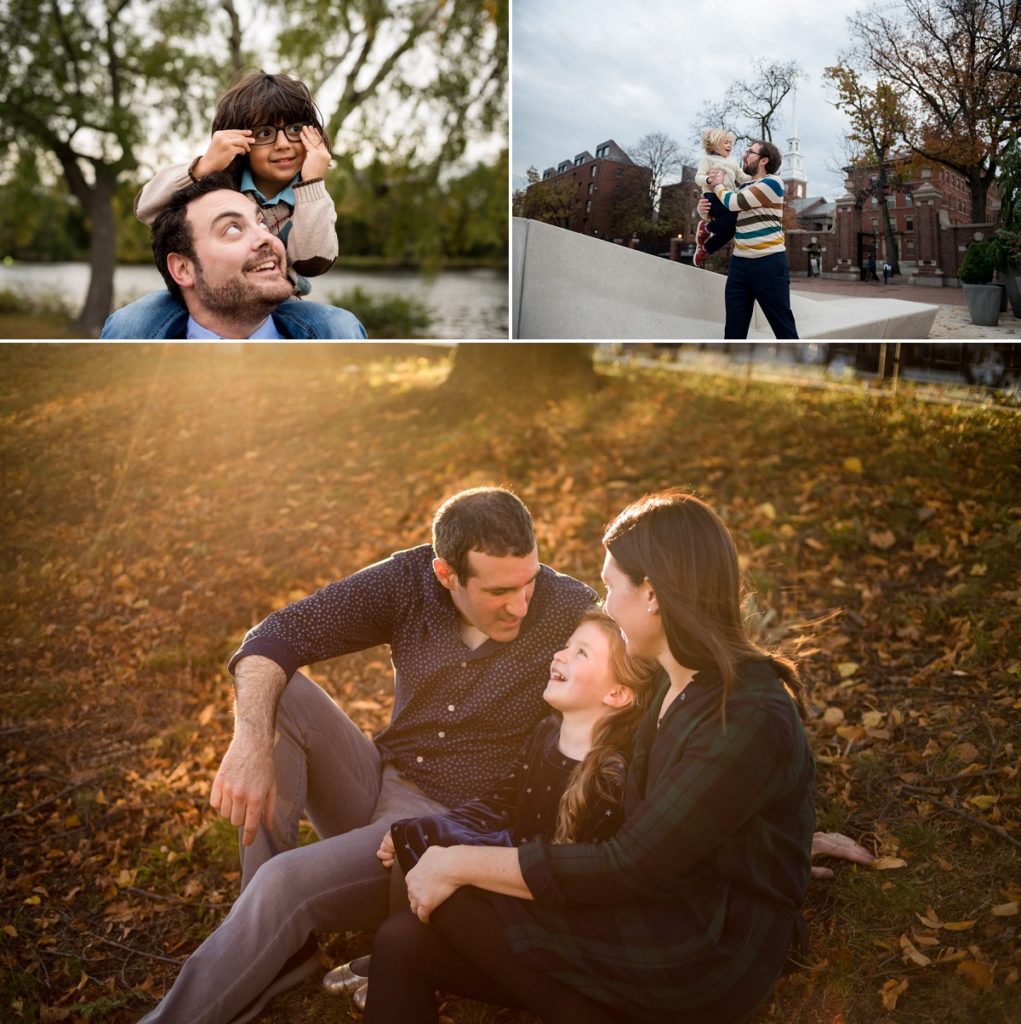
[694, 243, 707, 268]
[696, 219, 711, 246]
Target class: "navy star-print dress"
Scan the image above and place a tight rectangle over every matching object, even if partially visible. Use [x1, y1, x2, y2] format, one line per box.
[391, 716, 624, 871]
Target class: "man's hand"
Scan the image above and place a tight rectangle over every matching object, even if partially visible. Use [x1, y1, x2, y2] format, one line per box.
[697, 196, 712, 217]
[405, 846, 460, 923]
[210, 655, 288, 847]
[377, 831, 396, 870]
[210, 737, 277, 847]
[705, 168, 724, 188]
[300, 126, 331, 180]
[810, 830, 874, 879]
[194, 130, 253, 178]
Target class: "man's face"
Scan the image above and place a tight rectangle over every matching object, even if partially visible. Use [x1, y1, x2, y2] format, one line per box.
[436, 547, 540, 642]
[169, 190, 293, 318]
[744, 145, 765, 174]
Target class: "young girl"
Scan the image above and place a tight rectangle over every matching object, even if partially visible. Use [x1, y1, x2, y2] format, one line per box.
[106, 70, 360, 338]
[694, 128, 749, 268]
[324, 608, 659, 1009]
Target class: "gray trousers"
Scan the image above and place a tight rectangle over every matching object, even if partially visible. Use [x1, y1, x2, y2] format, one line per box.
[139, 672, 449, 1024]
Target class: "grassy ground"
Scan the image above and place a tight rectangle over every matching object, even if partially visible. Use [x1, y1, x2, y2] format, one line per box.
[1, 344, 1018, 1024]
[0, 313, 81, 338]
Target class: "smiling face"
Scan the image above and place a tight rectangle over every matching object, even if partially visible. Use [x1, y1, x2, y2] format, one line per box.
[434, 546, 540, 643]
[247, 124, 306, 197]
[601, 550, 664, 661]
[718, 137, 734, 158]
[167, 190, 293, 324]
[543, 619, 628, 716]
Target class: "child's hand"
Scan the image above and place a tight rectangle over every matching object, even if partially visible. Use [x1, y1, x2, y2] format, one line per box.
[706, 168, 724, 187]
[300, 126, 331, 180]
[376, 831, 396, 870]
[194, 130, 253, 178]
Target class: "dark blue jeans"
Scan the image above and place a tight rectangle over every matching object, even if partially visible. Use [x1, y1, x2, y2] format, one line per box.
[724, 252, 799, 339]
[702, 192, 738, 254]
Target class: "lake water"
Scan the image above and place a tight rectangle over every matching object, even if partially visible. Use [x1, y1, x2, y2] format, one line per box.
[0, 262, 509, 339]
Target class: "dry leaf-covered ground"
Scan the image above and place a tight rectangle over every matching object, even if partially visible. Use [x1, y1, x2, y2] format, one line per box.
[1, 343, 1019, 1024]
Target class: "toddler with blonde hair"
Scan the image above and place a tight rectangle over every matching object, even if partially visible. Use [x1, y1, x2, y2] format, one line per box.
[694, 128, 750, 268]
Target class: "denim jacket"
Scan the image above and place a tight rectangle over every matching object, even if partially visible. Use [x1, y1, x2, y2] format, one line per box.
[101, 290, 366, 339]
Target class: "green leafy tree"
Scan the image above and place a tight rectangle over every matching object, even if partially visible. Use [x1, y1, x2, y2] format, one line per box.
[825, 66, 910, 274]
[273, 0, 507, 200]
[0, 151, 86, 261]
[847, 0, 1021, 222]
[0, 0, 219, 334]
[0, 0, 507, 335]
[439, 156, 508, 262]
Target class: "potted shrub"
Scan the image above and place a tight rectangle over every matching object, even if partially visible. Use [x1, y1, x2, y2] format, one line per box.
[994, 229, 1021, 318]
[958, 240, 1002, 326]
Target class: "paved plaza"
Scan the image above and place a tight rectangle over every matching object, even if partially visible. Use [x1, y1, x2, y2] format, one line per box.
[790, 276, 1020, 339]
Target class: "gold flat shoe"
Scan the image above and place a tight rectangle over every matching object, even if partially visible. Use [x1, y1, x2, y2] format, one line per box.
[353, 981, 368, 1012]
[322, 958, 370, 996]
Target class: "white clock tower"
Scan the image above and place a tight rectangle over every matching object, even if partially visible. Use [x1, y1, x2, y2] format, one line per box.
[782, 88, 808, 200]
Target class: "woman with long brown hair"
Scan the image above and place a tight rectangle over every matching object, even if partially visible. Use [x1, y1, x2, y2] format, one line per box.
[361, 489, 828, 1023]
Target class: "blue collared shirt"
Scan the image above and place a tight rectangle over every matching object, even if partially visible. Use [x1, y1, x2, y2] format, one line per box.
[229, 545, 595, 806]
[240, 167, 299, 207]
[185, 314, 282, 339]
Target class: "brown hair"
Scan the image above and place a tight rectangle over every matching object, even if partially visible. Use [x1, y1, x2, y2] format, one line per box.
[151, 172, 240, 303]
[211, 69, 330, 179]
[753, 139, 783, 175]
[431, 487, 536, 582]
[602, 489, 807, 725]
[552, 609, 659, 844]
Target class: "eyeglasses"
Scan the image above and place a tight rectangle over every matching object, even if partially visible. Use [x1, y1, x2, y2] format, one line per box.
[747, 148, 762, 156]
[249, 123, 307, 146]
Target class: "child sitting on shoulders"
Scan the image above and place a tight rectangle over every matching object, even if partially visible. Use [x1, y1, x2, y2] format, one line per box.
[324, 609, 660, 1010]
[694, 128, 750, 269]
[137, 69, 336, 289]
[104, 69, 360, 339]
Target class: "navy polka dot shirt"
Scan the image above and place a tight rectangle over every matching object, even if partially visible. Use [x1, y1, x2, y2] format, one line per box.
[229, 545, 596, 806]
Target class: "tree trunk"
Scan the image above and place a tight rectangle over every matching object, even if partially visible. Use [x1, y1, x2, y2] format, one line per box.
[968, 168, 989, 223]
[881, 203, 900, 276]
[74, 173, 117, 337]
[443, 344, 597, 401]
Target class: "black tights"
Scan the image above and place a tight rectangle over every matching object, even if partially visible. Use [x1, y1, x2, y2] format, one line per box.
[362, 888, 621, 1024]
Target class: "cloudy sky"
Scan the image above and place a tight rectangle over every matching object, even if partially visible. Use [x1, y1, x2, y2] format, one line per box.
[512, 0, 878, 200]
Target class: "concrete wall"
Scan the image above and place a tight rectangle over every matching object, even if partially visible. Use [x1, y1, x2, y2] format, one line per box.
[513, 218, 939, 340]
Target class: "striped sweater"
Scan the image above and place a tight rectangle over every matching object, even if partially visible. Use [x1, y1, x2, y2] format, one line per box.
[712, 173, 786, 259]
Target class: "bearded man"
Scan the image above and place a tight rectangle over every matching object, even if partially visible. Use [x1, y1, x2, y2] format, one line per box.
[101, 173, 365, 339]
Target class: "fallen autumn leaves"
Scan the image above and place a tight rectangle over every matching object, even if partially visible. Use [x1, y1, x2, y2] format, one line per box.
[1, 344, 1018, 1024]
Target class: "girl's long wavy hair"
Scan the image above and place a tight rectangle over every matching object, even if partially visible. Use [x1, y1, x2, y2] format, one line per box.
[602, 489, 808, 726]
[552, 609, 659, 844]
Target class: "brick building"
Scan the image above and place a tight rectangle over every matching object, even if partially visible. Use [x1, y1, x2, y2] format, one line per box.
[658, 166, 701, 256]
[831, 160, 1002, 287]
[840, 152, 998, 269]
[524, 139, 652, 240]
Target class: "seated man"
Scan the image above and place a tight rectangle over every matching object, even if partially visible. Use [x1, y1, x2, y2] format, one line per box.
[101, 173, 365, 339]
